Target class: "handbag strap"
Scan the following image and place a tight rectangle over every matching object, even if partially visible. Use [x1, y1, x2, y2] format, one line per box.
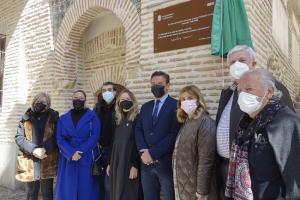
[89, 120, 101, 162]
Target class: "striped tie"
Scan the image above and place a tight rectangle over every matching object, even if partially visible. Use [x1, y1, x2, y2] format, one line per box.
[152, 100, 160, 125]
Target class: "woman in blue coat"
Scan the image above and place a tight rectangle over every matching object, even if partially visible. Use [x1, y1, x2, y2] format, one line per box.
[55, 90, 101, 200]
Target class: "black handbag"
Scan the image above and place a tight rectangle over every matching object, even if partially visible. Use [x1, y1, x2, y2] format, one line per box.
[89, 121, 106, 176]
[92, 144, 106, 176]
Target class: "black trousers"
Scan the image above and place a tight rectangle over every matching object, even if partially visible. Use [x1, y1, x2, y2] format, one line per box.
[25, 178, 53, 200]
[217, 156, 229, 200]
[99, 146, 110, 200]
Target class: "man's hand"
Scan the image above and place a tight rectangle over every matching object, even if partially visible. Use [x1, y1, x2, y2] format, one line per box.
[72, 151, 83, 161]
[140, 149, 153, 165]
[33, 148, 47, 159]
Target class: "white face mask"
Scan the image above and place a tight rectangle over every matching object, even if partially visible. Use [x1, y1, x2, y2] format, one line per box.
[229, 61, 249, 79]
[181, 99, 198, 115]
[238, 92, 266, 114]
[102, 91, 115, 104]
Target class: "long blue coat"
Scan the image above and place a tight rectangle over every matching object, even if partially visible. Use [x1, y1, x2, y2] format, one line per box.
[55, 108, 101, 200]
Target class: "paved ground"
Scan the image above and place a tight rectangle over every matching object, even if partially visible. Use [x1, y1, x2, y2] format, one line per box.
[0, 186, 26, 200]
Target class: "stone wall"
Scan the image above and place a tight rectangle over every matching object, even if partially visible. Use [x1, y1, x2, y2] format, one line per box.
[131, 0, 141, 16]
[0, 0, 54, 188]
[126, 0, 222, 116]
[49, 0, 74, 37]
[246, 0, 300, 99]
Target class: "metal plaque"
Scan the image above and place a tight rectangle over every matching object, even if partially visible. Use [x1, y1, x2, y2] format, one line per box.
[154, 0, 215, 53]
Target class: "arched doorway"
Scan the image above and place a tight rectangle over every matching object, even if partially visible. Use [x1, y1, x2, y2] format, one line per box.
[82, 9, 127, 104]
[53, 0, 141, 108]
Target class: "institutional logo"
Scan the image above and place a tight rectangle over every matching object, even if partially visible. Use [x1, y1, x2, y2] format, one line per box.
[157, 15, 162, 22]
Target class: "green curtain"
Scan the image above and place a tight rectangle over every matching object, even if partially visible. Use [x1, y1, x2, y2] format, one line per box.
[211, 0, 254, 57]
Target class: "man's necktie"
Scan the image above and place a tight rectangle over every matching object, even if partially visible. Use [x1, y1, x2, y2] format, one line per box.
[152, 100, 160, 125]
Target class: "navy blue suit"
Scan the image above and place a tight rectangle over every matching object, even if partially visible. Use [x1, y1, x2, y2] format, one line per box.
[135, 95, 180, 200]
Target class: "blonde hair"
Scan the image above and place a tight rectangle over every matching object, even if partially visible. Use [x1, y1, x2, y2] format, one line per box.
[177, 85, 207, 123]
[31, 92, 51, 111]
[115, 89, 138, 125]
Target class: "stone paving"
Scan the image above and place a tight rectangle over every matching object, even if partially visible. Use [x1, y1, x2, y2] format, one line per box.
[0, 186, 26, 200]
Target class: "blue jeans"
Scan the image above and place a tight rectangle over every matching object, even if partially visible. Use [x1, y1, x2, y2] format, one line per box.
[141, 167, 174, 200]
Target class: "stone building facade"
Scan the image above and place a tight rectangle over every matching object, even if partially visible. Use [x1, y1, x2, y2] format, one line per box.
[0, 0, 299, 189]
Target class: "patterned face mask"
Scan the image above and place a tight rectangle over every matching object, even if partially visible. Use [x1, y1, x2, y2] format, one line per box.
[181, 99, 197, 115]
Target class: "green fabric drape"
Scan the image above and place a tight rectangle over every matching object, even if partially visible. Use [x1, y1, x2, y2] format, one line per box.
[211, 0, 254, 57]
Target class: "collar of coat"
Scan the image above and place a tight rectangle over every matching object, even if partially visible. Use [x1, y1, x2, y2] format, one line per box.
[60, 108, 96, 131]
[22, 108, 59, 122]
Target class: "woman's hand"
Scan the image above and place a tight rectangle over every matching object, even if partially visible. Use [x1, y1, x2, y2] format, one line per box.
[72, 151, 83, 161]
[33, 148, 47, 159]
[106, 165, 110, 176]
[129, 166, 138, 179]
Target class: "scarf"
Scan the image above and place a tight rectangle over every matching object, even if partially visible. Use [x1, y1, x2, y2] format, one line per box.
[225, 98, 282, 200]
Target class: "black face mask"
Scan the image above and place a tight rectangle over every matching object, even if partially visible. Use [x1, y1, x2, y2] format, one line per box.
[120, 100, 133, 111]
[34, 102, 46, 113]
[73, 99, 85, 110]
[151, 85, 165, 98]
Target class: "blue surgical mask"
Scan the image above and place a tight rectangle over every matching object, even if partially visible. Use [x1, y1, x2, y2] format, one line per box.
[102, 91, 115, 104]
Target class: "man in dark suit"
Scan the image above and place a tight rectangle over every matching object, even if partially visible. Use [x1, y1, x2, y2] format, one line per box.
[135, 71, 180, 200]
[216, 45, 295, 198]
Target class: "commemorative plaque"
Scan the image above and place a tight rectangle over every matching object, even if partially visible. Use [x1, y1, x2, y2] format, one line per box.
[154, 0, 215, 53]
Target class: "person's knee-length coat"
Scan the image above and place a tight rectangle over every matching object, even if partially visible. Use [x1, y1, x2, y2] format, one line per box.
[55, 109, 101, 200]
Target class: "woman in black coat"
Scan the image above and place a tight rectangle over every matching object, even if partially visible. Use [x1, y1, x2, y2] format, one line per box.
[107, 89, 142, 200]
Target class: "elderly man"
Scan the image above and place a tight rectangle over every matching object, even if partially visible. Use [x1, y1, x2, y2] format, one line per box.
[215, 45, 295, 197]
[225, 69, 300, 199]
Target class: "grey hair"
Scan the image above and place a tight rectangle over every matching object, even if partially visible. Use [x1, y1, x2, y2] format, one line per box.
[227, 45, 256, 63]
[31, 92, 51, 111]
[241, 69, 282, 99]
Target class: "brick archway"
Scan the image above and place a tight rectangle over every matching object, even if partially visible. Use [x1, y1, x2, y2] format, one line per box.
[54, 0, 141, 85]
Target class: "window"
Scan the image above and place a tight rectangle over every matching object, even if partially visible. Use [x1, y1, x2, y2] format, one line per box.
[0, 34, 5, 108]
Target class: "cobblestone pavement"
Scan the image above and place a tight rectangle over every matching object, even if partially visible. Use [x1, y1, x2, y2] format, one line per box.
[0, 186, 26, 200]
